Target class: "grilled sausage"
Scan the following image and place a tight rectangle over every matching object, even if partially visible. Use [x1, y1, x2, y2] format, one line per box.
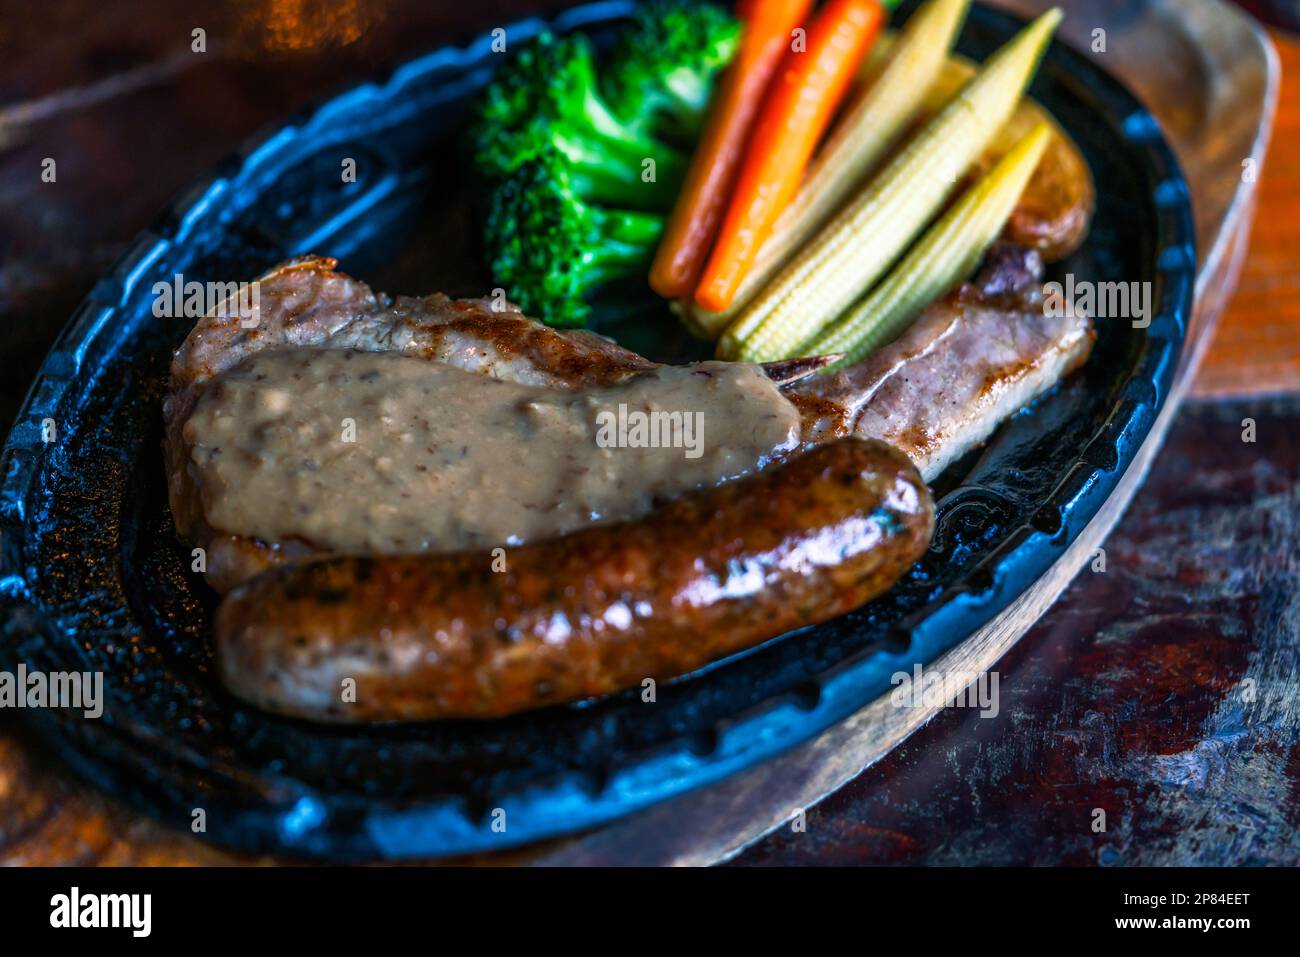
[216, 437, 934, 722]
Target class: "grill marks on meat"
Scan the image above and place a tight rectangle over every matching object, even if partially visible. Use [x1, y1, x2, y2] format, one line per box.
[787, 244, 1094, 480]
[168, 256, 655, 392]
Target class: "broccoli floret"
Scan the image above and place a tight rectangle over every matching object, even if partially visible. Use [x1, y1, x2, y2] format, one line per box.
[604, 1, 742, 142]
[486, 153, 664, 327]
[473, 117, 638, 209]
[472, 31, 687, 208]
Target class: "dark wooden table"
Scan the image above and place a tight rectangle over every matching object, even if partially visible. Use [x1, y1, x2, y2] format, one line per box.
[0, 0, 1296, 865]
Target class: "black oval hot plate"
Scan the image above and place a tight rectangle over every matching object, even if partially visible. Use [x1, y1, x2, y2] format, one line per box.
[0, 1, 1193, 859]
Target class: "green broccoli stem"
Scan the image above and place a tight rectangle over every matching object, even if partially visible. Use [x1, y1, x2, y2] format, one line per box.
[589, 205, 665, 248]
[590, 130, 688, 198]
[575, 84, 689, 191]
[556, 130, 683, 208]
[580, 84, 653, 149]
[579, 238, 660, 287]
[570, 202, 664, 287]
[564, 165, 636, 208]
[554, 133, 644, 203]
[660, 68, 713, 128]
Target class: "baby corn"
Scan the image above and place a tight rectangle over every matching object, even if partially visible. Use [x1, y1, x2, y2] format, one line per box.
[804, 122, 1052, 368]
[718, 7, 1062, 362]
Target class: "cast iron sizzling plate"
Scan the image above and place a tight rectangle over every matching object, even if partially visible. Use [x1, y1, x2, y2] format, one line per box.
[0, 0, 1193, 860]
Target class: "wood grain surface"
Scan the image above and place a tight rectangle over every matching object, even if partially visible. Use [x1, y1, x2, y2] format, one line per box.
[734, 395, 1300, 865]
[733, 395, 1300, 868]
[1193, 34, 1300, 398]
[0, 1, 1296, 865]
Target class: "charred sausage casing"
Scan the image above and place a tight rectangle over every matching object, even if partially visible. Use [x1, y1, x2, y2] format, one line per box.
[216, 437, 934, 722]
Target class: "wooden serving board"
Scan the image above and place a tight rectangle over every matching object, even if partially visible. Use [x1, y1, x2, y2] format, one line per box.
[518, 0, 1280, 867]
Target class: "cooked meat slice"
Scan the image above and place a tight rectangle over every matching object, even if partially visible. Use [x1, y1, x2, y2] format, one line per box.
[787, 244, 1094, 480]
[168, 256, 656, 393]
[164, 257, 661, 591]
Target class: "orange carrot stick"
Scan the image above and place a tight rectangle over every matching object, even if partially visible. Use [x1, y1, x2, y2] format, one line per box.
[694, 0, 885, 314]
[649, 0, 813, 301]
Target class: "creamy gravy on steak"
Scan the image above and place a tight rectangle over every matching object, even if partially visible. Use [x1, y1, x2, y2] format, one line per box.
[184, 348, 800, 554]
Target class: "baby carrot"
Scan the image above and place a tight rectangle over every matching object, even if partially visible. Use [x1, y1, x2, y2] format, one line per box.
[649, 0, 813, 301]
[694, 0, 885, 314]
